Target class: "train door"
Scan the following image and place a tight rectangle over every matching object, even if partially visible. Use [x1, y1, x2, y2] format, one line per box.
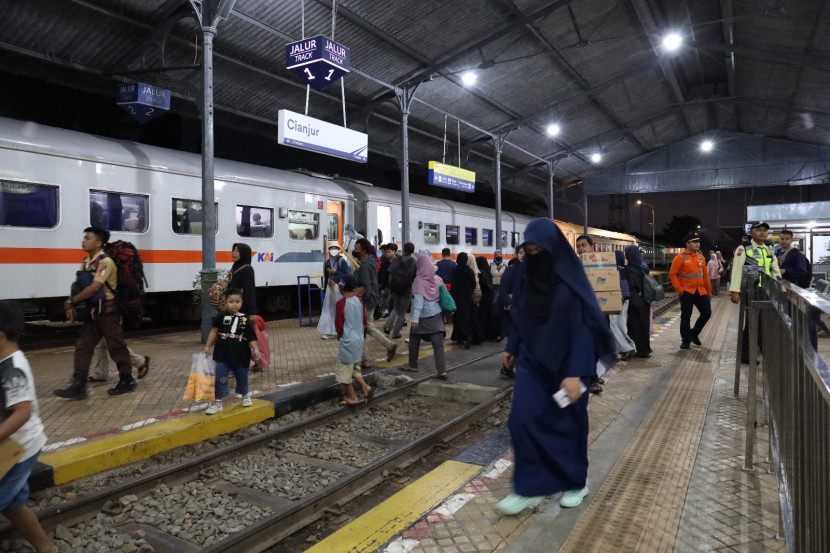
[326, 201, 343, 246]
[377, 205, 392, 246]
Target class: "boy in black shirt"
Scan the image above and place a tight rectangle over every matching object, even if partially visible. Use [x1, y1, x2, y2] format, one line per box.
[204, 289, 260, 415]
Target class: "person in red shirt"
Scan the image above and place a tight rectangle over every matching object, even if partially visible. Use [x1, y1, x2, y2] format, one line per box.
[669, 231, 712, 350]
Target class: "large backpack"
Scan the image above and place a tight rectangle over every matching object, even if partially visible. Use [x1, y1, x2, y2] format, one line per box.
[388, 256, 412, 294]
[103, 241, 148, 329]
[798, 260, 813, 289]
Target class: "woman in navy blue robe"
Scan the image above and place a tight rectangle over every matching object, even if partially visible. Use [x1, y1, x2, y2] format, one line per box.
[497, 218, 615, 515]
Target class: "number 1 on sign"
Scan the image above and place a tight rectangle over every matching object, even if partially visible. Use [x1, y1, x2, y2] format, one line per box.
[304, 68, 315, 80]
[325, 69, 334, 81]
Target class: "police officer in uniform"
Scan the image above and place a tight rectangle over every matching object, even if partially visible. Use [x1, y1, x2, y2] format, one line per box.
[728, 221, 781, 363]
[669, 231, 712, 350]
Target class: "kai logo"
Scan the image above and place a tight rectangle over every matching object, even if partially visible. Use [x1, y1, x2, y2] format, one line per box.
[255, 252, 279, 262]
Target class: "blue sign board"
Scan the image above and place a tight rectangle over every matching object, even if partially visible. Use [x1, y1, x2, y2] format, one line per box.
[285, 35, 350, 90]
[428, 161, 476, 193]
[116, 82, 170, 121]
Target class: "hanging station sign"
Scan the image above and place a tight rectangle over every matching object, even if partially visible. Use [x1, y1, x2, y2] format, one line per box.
[285, 35, 350, 90]
[428, 161, 476, 193]
[116, 82, 170, 121]
[278, 109, 368, 163]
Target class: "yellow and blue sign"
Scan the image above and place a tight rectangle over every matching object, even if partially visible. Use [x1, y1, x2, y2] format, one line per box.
[116, 82, 170, 121]
[428, 161, 475, 193]
[286, 35, 350, 91]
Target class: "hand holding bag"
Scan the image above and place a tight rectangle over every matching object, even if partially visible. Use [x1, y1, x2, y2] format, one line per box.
[183, 353, 215, 402]
[438, 282, 457, 313]
[252, 315, 270, 370]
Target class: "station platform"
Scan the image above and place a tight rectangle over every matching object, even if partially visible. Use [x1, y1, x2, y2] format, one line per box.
[305, 296, 797, 553]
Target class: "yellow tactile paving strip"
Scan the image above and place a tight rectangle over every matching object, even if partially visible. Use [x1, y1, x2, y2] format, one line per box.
[558, 300, 729, 553]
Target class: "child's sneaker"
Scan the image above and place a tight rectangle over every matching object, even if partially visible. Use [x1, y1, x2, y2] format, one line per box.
[242, 393, 252, 407]
[205, 400, 223, 415]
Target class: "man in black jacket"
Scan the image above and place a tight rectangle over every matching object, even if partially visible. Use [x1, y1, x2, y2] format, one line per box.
[383, 242, 417, 339]
[353, 239, 396, 364]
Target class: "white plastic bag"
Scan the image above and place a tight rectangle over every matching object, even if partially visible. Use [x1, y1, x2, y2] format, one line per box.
[316, 283, 340, 337]
[183, 353, 216, 402]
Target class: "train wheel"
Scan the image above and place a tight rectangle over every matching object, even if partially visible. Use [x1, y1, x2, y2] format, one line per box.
[263, 292, 280, 314]
[275, 293, 291, 313]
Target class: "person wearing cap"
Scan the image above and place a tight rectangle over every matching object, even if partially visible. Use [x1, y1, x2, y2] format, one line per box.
[669, 231, 712, 350]
[319, 242, 352, 339]
[728, 221, 781, 363]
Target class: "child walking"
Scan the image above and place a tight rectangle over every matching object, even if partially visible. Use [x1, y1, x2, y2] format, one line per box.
[334, 276, 373, 406]
[204, 288, 259, 415]
[0, 301, 58, 553]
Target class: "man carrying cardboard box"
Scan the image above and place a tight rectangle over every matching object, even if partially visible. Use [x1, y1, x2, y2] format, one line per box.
[669, 231, 712, 350]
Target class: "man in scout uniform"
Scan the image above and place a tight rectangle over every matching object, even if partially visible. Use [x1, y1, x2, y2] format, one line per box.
[55, 227, 138, 399]
[669, 231, 712, 350]
[728, 221, 781, 364]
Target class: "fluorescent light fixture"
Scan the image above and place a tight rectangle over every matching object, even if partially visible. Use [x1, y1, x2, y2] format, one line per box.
[591, 153, 602, 163]
[546, 123, 560, 136]
[662, 33, 682, 51]
[461, 71, 477, 86]
[701, 140, 714, 152]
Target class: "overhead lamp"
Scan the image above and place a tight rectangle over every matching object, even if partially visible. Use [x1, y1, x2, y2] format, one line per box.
[636, 199, 643, 205]
[461, 71, 477, 86]
[701, 140, 714, 152]
[662, 33, 682, 52]
[546, 123, 561, 136]
[590, 153, 602, 163]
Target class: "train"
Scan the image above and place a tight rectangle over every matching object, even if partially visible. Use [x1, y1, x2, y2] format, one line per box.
[0, 117, 642, 322]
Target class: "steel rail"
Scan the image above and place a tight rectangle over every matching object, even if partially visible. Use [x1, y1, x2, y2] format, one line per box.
[0, 351, 502, 540]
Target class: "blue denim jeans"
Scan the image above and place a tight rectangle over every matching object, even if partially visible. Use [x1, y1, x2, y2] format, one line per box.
[0, 451, 40, 513]
[215, 361, 248, 399]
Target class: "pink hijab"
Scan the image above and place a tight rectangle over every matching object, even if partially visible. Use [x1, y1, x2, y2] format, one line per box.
[412, 253, 440, 301]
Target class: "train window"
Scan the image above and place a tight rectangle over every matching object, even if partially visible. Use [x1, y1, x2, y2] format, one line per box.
[327, 214, 339, 241]
[511, 232, 520, 247]
[482, 229, 493, 247]
[446, 225, 460, 245]
[286, 209, 318, 240]
[424, 223, 440, 245]
[172, 199, 217, 235]
[465, 227, 477, 246]
[90, 190, 148, 233]
[0, 181, 58, 228]
[501, 231, 508, 248]
[237, 205, 274, 238]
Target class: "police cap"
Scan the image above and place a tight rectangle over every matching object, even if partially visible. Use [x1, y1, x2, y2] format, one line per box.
[683, 231, 701, 244]
[749, 221, 770, 231]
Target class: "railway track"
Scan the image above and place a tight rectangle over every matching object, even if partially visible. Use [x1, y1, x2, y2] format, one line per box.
[0, 352, 507, 553]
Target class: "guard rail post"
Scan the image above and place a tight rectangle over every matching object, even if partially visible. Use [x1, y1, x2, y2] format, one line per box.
[297, 275, 325, 327]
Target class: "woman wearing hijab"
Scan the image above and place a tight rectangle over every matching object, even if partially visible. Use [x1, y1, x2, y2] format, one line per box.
[497, 245, 524, 378]
[450, 253, 477, 349]
[707, 252, 723, 296]
[476, 255, 500, 341]
[623, 244, 652, 358]
[398, 252, 447, 378]
[228, 243, 257, 317]
[465, 254, 485, 344]
[610, 251, 636, 359]
[497, 218, 615, 515]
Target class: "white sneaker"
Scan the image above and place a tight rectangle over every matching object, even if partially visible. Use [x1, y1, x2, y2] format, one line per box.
[205, 400, 223, 415]
[242, 393, 252, 407]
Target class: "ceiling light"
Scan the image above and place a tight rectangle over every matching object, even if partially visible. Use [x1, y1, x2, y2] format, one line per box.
[636, 200, 642, 205]
[546, 124, 560, 136]
[701, 140, 713, 152]
[461, 71, 477, 86]
[591, 153, 602, 163]
[662, 33, 682, 51]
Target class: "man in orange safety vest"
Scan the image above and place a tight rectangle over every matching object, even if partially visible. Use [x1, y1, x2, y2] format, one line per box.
[669, 231, 712, 350]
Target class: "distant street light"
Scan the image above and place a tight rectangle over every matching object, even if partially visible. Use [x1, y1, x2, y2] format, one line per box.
[637, 199, 657, 266]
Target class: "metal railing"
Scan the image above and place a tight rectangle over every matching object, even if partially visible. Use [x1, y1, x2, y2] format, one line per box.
[735, 266, 830, 552]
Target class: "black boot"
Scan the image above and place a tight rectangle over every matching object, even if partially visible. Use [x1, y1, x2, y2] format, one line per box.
[55, 374, 88, 400]
[107, 374, 138, 396]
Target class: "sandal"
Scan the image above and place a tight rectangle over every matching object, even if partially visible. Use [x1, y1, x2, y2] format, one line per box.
[436, 373, 449, 380]
[398, 366, 419, 372]
[339, 399, 365, 406]
[137, 356, 150, 379]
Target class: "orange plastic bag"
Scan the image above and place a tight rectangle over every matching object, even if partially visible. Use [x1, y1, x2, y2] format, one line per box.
[183, 353, 215, 402]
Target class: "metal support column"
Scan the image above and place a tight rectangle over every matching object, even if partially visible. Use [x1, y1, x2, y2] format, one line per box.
[547, 155, 565, 221]
[395, 86, 418, 245]
[582, 182, 588, 236]
[493, 133, 509, 249]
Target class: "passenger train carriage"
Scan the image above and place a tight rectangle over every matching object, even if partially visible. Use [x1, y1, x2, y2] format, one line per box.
[0, 117, 640, 322]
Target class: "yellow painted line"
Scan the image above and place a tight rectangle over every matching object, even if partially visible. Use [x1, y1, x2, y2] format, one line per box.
[40, 400, 274, 484]
[303, 460, 481, 553]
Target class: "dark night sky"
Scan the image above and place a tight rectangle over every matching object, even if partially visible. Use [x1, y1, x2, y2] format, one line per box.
[2, 69, 828, 243]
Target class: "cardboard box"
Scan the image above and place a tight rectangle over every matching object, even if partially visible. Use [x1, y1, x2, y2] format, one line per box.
[581, 252, 616, 267]
[595, 290, 623, 314]
[585, 268, 619, 292]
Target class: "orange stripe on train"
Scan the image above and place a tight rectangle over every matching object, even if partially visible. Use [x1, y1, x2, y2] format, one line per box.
[0, 248, 234, 264]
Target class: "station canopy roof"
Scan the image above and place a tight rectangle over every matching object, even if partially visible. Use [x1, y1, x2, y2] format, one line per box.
[1, 0, 829, 198]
